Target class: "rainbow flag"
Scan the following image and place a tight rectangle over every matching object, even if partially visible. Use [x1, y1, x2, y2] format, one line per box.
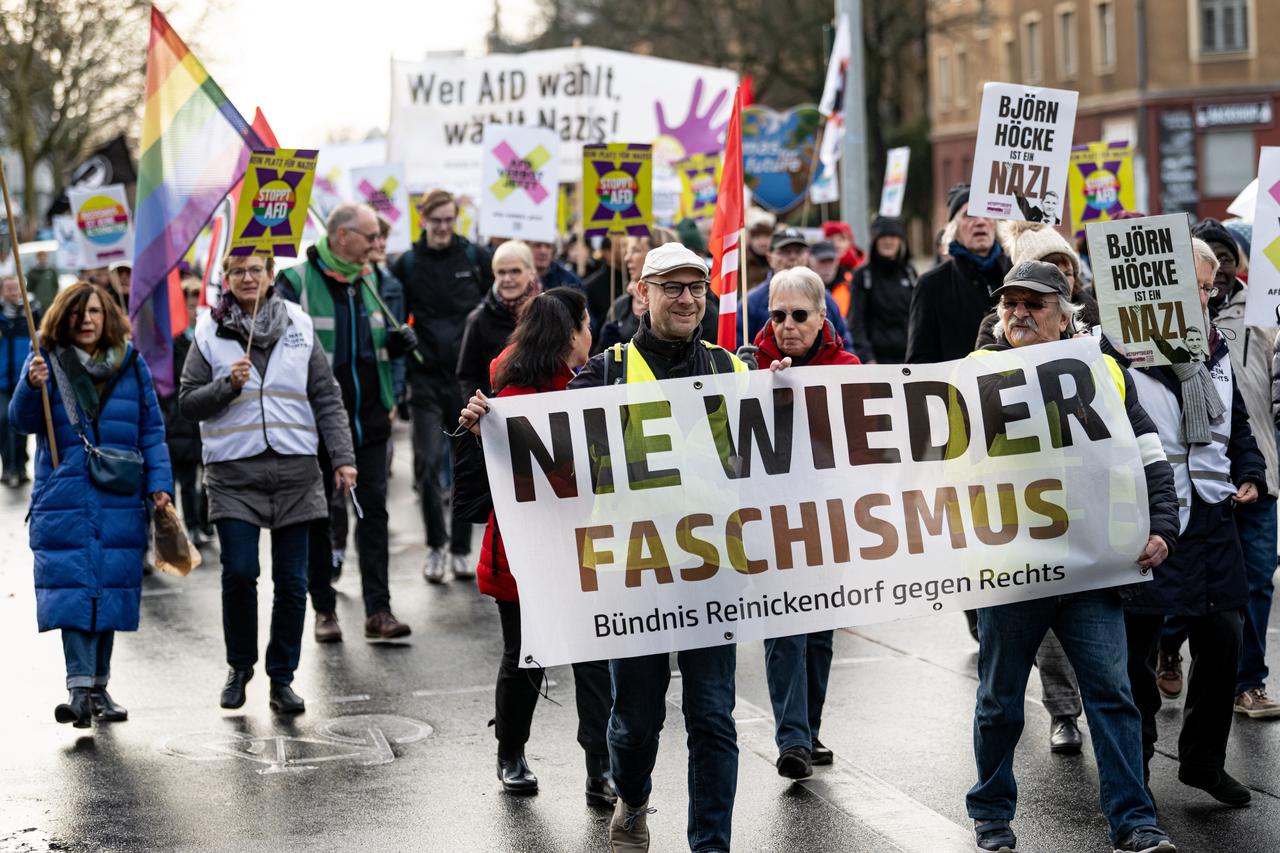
[132, 6, 262, 394]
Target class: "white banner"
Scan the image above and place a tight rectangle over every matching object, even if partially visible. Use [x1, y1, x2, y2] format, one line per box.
[481, 338, 1151, 667]
[1089, 213, 1204, 366]
[52, 214, 82, 272]
[312, 140, 387, 221]
[479, 124, 561, 242]
[350, 163, 412, 254]
[968, 83, 1078, 224]
[388, 47, 738, 195]
[879, 146, 911, 218]
[1245, 148, 1280, 327]
[67, 184, 133, 267]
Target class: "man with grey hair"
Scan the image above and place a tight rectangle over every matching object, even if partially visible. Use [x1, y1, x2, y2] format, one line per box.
[966, 260, 1180, 853]
[277, 202, 419, 643]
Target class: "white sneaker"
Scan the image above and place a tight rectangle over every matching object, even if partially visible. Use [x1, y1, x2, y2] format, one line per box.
[450, 553, 475, 580]
[423, 548, 446, 584]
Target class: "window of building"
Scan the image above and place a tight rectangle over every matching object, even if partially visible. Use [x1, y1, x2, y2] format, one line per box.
[937, 51, 952, 109]
[1021, 14, 1044, 83]
[1093, 0, 1116, 71]
[1056, 6, 1079, 79]
[1199, 0, 1249, 54]
[1201, 130, 1255, 197]
[1001, 32, 1017, 81]
[955, 47, 969, 105]
[942, 159, 954, 197]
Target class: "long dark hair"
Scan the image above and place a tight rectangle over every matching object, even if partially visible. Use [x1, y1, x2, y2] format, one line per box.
[492, 287, 587, 393]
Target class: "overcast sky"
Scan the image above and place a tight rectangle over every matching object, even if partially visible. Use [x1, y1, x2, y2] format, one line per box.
[165, 0, 541, 145]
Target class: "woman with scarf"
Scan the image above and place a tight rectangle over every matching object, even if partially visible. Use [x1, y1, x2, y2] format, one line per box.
[179, 252, 355, 714]
[452, 288, 615, 807]
[456, 240, 541, 398]
[848, 216, 917, 364]
[10, 281, 172, 728]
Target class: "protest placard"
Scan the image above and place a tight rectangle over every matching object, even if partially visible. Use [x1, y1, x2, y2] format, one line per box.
[229, 149, 318, 258]
[1244, 147, 1280, 327]
[350, 163, 412, 253]
[1068, 141, 1135, 238]
[676, 152, 721, 222]
[52, 214, 82, 271]
[67, 184, 134, 266]
[968, 83, 1078, 224]
[582, 144, 653, 239]
[1089, 214, 1204, 366]
[480, 338, 1150, 667]
[878, 146, 910, 218]
[478, 124, 560, 242]
[312, 140, 385, 220]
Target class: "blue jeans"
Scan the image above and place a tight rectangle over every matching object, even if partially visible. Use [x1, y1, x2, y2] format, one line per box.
[1235, 494, 1276, 693]
[968, 590, 1157, 844]
[609, 646, 738, 853]
[216, 519, 309, 685]
[764, 630, 834, 752]
[62, 628, 115, 689]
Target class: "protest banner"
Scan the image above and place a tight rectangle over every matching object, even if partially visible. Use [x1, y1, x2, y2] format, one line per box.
[741, 105, 825, 213]
[52, 214, 82, 271]
[68, 184, 134, 266]
[557, 183, 578, 239]
[388, 47, 736, 194]
[1088, 214, 1204, 366]
[1244, 147, 1280, 327]
[968, 83, 1078, 224]
[480, 338, 1150, 667]
[229, 149, 318, 258]
[1068, 141, 1135, 238]
[350, 163, 412, 253]
[582, 144, 653, 239]
[312, 140, 385, 220]
[676, 152, 721, 222]
[878, 146, 910, 218]
[479, 124, 561, 242]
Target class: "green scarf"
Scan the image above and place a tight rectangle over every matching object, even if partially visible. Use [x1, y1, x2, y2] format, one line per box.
[315, 236, 370, 282]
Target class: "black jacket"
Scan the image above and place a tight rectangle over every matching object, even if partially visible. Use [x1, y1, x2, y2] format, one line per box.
[906, 250, 1010, 364]
[571, 314, 734, 389]
[849, 255, 916, 363]
[456, 288, 517, 398]
[582, 262, 625, 333]
[161, 330, 202, 465]
[392, 234, 492, 388]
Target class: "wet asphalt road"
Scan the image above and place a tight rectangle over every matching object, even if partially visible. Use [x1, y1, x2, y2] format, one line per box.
[1, 421, 1279, 853]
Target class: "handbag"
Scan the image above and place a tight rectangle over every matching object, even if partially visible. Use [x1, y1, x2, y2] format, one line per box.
[49, 350, 147, 496]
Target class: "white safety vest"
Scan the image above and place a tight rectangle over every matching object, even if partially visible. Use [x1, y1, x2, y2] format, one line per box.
[1130, 355, 1236, 532]
[194, 301, 319, 464]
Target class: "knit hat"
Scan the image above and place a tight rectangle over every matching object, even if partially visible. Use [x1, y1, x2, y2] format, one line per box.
[1192, 218, 1241, 267]
[821, 221, 853, 240]
[746, 207, 776, 234]
[1223, 219, 1252, 259]
[997, 221, 1081, 282]
[675, 218, 707, 256]
[947, 184, 971, 221]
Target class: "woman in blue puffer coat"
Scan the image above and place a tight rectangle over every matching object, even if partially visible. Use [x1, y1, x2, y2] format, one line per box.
[9, 281, 172, 729]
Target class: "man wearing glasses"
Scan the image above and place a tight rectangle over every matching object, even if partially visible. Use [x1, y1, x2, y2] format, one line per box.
[568, 242, 748, 853]
[392, 190, 493, 584]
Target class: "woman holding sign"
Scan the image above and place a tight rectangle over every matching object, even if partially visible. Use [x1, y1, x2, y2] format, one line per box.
[454, 287, 616, 807]
[179, 252, 355, 715]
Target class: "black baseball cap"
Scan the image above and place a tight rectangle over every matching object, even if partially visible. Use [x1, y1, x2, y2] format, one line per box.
[992, 260, 1070, 300]
[770, 228, 808, 251]
[810, 240, 838, 261]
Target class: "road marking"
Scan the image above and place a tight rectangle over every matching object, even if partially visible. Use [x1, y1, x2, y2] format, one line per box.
[141, 587, 183, 597]
[412, 678, 557, 699]
[830, 656, 890, 667]
[330, 694, 371, 703]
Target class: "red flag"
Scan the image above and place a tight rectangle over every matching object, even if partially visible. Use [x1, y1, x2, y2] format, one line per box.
[740, 75, 755, 108]
[710, 86, 745, 350]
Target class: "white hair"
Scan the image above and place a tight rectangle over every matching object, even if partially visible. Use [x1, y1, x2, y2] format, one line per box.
[1191, 237, 1221, 279]
[492, 239, 535, 273]
[327, 202, 373, 236]
[769, 267, 826, 311]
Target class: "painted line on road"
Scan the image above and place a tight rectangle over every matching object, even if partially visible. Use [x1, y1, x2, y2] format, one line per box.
[330, 694, 371, 703]
[830, 656, 890, 667]
[412, 679, 557, 699]
[141, 587, 183, 597]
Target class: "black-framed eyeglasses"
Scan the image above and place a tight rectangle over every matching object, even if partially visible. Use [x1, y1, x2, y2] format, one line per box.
[346, 226, 379, 242]
[1199, 285, 1219, 297]
[1000, 297, 1050, 312]
[645, 279, 708, 298]
[770, 309, 811, 324]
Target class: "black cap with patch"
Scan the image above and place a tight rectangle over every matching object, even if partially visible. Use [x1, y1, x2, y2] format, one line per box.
[770, 227, 808, 251]
[992, 259, 1071, 300]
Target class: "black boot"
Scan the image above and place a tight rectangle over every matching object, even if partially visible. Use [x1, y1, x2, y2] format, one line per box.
[497, 751, 538, 794]
[90, 687, 128, 722]
[268, 682, 305, 714]
[55, 688, 92, 728]
[220, 668, 253, 709]
[585, 752, 617, 808]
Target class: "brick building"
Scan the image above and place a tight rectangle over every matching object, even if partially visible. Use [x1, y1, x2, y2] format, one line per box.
[928, 0, 1280, 229]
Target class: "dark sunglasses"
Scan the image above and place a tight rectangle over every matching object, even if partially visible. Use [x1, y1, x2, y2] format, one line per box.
[1000, 297, 1049, 312]
[770, 309, 811, 324]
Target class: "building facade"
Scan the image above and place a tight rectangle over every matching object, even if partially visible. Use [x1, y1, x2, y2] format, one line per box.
[928, 0, 1280, 229]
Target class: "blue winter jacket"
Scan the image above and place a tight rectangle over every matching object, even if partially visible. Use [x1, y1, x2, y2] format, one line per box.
[8, 344, 173, 632]
[0, 306, 39, 394]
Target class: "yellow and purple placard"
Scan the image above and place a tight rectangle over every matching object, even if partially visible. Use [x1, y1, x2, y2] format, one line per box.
[68, 184, 135, 266]
[229, 148, 318, 257]
[1068, 141, 1135, 239]
[582, 144, 653, 239]
[676, 152, 721, 222]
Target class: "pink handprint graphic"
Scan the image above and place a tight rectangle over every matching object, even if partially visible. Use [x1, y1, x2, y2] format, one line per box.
[655, 79, 732, 158]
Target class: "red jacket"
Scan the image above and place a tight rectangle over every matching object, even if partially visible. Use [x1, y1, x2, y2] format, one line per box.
[476, 349, 576, 602]
[752, 319, 861, 368]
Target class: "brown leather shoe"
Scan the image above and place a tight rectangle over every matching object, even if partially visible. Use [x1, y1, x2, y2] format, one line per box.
[314, 612, 343, 643]
[365, 611, 411, 640]
[1156, 650, 1183, 699]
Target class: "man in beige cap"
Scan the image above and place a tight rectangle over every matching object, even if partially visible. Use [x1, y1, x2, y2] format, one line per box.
[568, 240, 747, 852]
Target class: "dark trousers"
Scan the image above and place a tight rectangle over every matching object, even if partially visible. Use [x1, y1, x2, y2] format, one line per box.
[217, 519, 310, 685]
[1125, 609, 1245, 775]
[410, 383, 470, 554]
[173, 462, 208, 532]
[308, 440, 391, 617]
[493, 599, 611, 761]
[763, 630, 834, 752]
[0, 388, 28, 478]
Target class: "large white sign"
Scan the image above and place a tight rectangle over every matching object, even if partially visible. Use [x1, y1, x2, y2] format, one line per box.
[67, 184, 134, 267]
[968, 83, 1078, 224]
[1245, 148, 1280, 327]
[389, 47, 738, 195]
[350, 163, 412, 254]
[479, 124, 561, 242]
[312, 140, 387, 221]
[879, 146, 911, 218]
[481, 339, 1151, 667]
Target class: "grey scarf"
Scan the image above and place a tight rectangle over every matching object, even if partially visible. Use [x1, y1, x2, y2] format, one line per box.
[1169, 360, 1225, 446]
[222, 292, 290, 349]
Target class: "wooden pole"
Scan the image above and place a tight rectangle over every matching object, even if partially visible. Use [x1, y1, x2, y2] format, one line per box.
[0, 160, 59, 467]
[738, 225, 748, 349]
[799, 126, 825, 228]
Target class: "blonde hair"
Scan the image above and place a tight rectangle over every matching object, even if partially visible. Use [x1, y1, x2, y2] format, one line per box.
[769, 267, 826, 312]
[492, 240, 536, 273]
[1191, 237, 1220, 279]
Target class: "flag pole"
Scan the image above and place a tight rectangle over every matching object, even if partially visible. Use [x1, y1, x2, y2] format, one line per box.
[0, 161, 60, 467]
[739, 225, 748, 349]
[800, 126, 825, 227]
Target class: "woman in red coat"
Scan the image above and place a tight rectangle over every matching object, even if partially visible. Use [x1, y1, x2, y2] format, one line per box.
[750, 267, 860, 780]
[454, 287, 615, 807]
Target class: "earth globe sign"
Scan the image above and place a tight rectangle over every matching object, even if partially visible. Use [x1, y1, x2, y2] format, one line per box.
[597, 171, 637, 212]
[1085, 170, 1119, 211]
[254, 179, 296, 228]
[77, 195, 129, 246]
